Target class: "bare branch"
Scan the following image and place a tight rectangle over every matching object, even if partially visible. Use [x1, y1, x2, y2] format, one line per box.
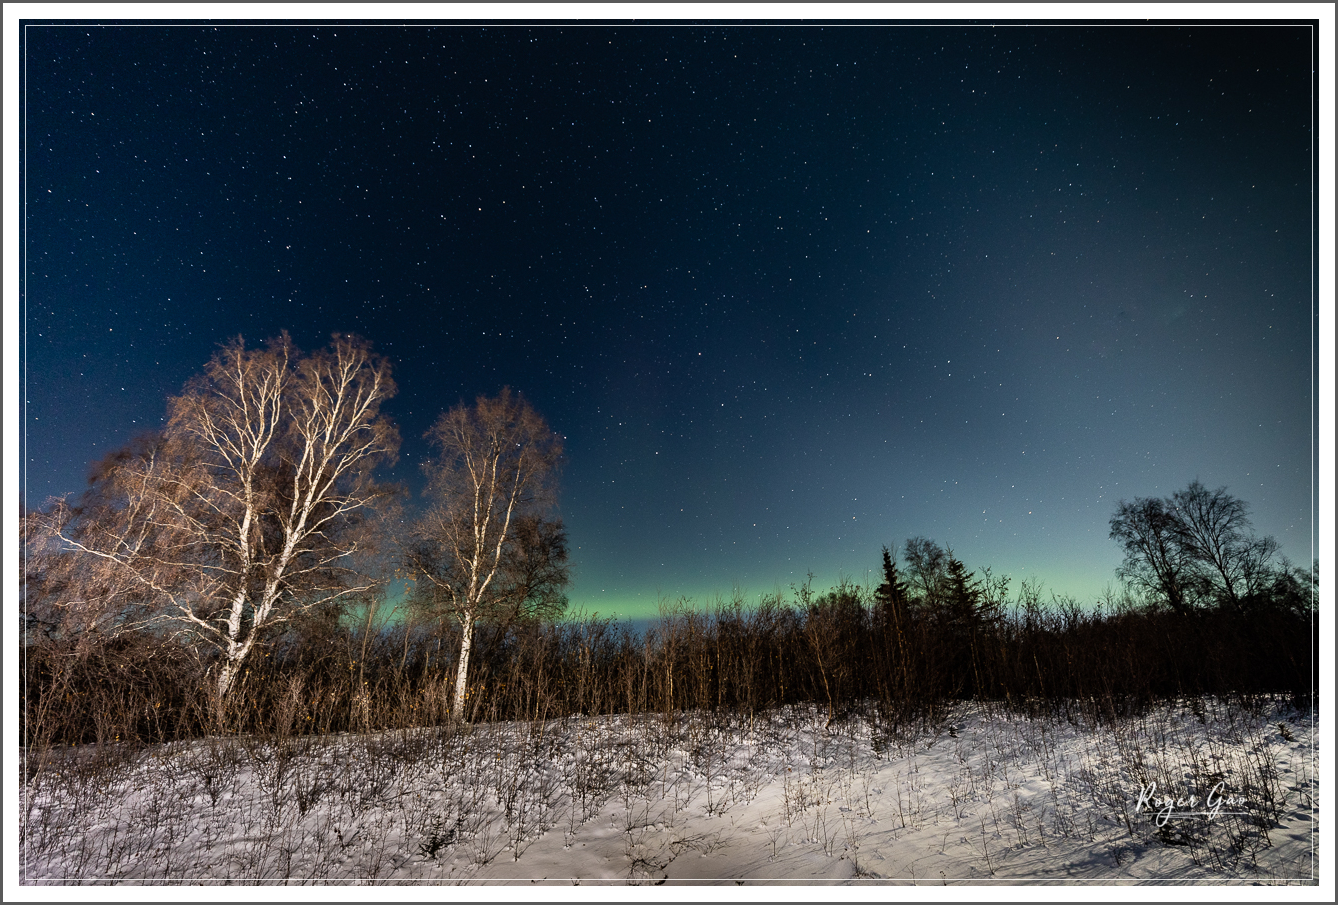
[48, 332, 399, 698]
[408, 388, 567, 718]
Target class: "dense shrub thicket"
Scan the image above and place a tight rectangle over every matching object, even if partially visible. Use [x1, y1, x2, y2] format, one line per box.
[22, 560, 1315, 754]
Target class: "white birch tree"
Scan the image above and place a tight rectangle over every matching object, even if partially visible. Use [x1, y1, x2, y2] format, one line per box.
[50, 332, 399, 699]
[406, 388, 564, 719]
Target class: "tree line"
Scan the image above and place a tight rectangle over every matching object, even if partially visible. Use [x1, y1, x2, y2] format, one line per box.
[20, 332, 1317, 751]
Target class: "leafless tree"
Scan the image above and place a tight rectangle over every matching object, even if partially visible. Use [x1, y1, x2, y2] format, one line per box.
[24, 500, 137, 651]
[1109, 496, 1193, 613]
[405, 388, 566, 719]
[48, 333, 400, 699]
[1110, 481, 1281, 614]
[902, 536, 949, 608]
[1169, 479, 1279, 611]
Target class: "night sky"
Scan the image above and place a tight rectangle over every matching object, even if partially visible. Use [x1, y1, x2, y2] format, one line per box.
[20, 21, 1319, 620]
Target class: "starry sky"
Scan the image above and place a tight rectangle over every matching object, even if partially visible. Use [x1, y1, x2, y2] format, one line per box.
[20, 21, 1319, 620]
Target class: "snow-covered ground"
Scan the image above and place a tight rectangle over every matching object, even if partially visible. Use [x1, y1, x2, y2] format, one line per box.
[19, 696, 1318, 887]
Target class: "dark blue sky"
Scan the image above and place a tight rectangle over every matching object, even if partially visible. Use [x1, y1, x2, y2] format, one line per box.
[21, 22, 1318, 619]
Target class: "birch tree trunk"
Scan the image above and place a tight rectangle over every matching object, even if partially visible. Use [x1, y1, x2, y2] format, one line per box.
[452, 609, 475, 717]
[53, 332, 399, 703]
[408, 388, 566, 724]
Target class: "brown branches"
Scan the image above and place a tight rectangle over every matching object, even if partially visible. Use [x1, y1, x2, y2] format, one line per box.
[406, 388, 567, 719]
[48, 333, 399, 699]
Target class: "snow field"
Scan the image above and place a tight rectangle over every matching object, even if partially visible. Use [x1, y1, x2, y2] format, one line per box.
[19, 696, 1317, 885]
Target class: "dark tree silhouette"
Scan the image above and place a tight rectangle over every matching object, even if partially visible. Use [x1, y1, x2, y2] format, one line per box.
[1110, 495, 1194, 613]
[1169, 480, 1279, 612]
[902, 536, 949, 608]
[1111, 481, 1283, 614]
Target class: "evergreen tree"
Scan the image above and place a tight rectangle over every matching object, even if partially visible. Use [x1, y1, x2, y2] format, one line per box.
[874, 546, 909, 612]
[941, 550, 986, 697]
[943, 551, 982, 629]
[874, 546, 913, 706]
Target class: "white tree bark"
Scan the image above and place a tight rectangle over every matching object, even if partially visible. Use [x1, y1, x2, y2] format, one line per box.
[55, 333, 399, 700]
[411, 389, 562, 722]
[452, 609, 475, 716]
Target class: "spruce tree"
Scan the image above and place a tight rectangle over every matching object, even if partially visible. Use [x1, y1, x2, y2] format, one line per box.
[944, 550, 986, 698]
[875, 546, 912, 707]
[944, 552, 982, 628]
